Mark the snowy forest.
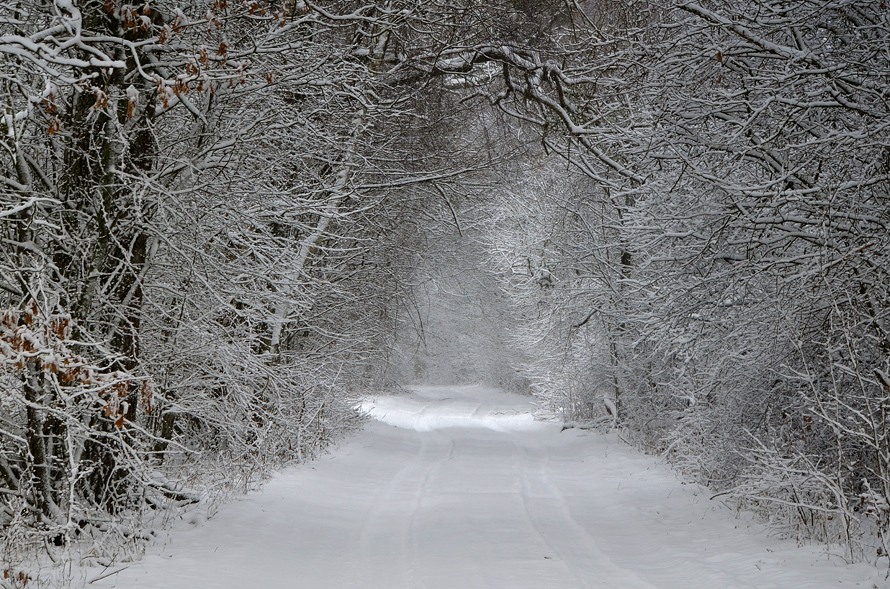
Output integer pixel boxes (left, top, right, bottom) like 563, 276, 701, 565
1, 0, 889, 580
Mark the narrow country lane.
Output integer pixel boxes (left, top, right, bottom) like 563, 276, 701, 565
87, 387, 882, 588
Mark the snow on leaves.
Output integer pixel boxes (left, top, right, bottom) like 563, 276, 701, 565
0, 302, 153, 429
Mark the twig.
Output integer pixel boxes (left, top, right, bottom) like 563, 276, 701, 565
88, 566, 130, 584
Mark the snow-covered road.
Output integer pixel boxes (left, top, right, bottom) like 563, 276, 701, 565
90, 386, 882, 588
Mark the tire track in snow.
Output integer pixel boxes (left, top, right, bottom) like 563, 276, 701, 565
357, 423, 458, 588
514, 436, 659, 589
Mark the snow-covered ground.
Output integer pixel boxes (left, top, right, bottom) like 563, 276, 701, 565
86, 386, 883, 588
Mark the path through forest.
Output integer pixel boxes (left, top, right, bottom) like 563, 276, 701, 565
87, 386, 882, 588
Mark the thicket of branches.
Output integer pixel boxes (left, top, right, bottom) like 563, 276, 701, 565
474, 0, 890, 560
0, 0, 544, 574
